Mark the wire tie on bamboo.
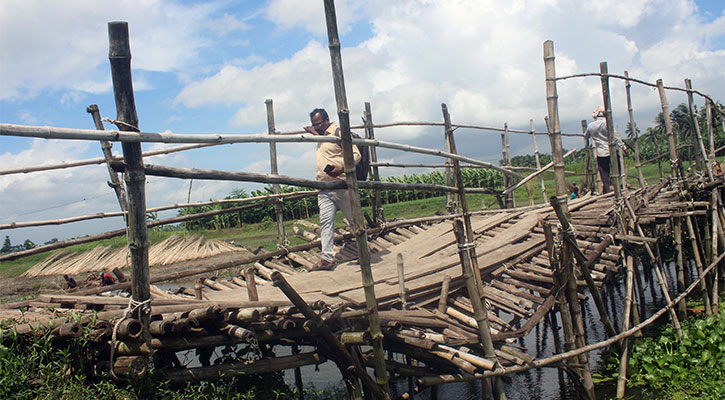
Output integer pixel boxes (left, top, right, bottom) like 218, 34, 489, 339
102, 117, 139, 131
109, 297, 152, 380
456, 241, 477, 251
276, 238, 290, 250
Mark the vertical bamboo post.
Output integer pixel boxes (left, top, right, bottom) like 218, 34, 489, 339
87, 104, 128, 215
712, 192, 720, 314
244, 267, 259, 302
272, 271, 386, 399
617, 125, 627, 192
266, 99, 288, 248
543, 220, 582, 394
530, 120, 547, 202
599, 62, 622, 200
580, 120, 595, 194
656, 79, 682, 181
621, 198, 683, 335
291, 344, 304, 400
550, 196, 617, 337
504, 123, 514, 208
685, 216, 713, 314
438, 275, 451, 314
441, 104, 484, 293
616, 253, 636, 397
194, 278, 203, 300
452, 220, 506, 400
397, 253, 408, 309
562, 238, 595, 399
706, 100, 715, 163
542, 41, 569, 204
444, 126, 455, 213
108, 21, 150, 333
685, 79, 713, 181
624, 71, 646, 189
500, 127, 509, 208
364, 102, 382, 225
673, 216, 687, 320
322, 0, 388, 393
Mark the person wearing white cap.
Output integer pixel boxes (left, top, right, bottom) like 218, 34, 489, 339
585, 106, 625, 193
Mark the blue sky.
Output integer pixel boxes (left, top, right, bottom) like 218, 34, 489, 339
1, 0, 724, 246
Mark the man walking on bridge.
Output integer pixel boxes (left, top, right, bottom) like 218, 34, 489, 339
304, 108, 361, 271
586, 106, 626, 194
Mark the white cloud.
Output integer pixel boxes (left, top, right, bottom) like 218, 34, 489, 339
2, 0, 724, 245
265, 0, 365, 35
0, 0, 248, 101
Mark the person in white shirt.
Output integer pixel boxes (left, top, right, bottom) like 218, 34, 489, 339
585, 106, 626, 193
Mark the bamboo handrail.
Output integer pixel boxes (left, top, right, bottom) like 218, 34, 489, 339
0, 190, 318, 230
0, 142, 221, 176
0, 123, 524, 178
549, 71, 725, 114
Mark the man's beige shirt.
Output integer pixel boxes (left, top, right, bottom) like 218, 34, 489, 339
315, 122, 361, 182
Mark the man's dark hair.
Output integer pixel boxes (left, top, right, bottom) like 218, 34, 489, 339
310, 108, 329, 121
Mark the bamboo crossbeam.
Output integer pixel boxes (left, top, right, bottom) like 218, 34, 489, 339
0, 190, 317, 230
549, 71, 723, 109
501, 148, 576, 196
0, 191, 314, 261
0, 123, 524, 178
163, 351, 325, 382
109, 161, 503, 194
0, 142, 221, 177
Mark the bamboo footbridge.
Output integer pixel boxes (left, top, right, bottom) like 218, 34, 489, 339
2, 176, 724, 399
2, 5, 725, 399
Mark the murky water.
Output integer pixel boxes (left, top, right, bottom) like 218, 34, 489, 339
276, 258, 682, 399
161, 258, 686, 399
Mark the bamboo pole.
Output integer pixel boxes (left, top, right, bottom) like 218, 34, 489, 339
442, 102, 505, 399
581, 120, 596, 194
551, 198, 595, 399
364, 102, 383, 225
0, 190, 317, 230
656, 79, 683, 181
265, 99, 288, 248
322, 0, 388, 394
501, 123, 513, 208
543, 41, 569, 201
616, 252, 636, 397
685, 215, 713, 314
244, 267, 259, 302
0, 123, 523, 178
0, 142, 220, 177
452, 220, 506, 400
417, 250, 725, 387
549, 196, 617, 338
397, 253, 408, 309
87, 104, 128, 215
600, 62, 622, 200
501, 149, 576, 196
0, 190, 314, 261
530, 119, 548, 202
685, 79, 713, 181
624, 71, 646, 189
108, 21, 150, 336
707, 100, 715, 163
272, 270, 388, 399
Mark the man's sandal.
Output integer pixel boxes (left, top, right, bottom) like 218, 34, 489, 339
308, 258, 336, 271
